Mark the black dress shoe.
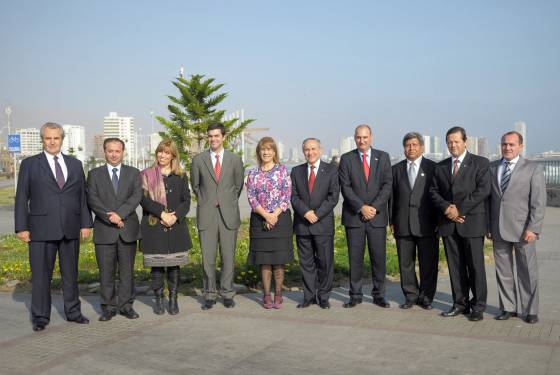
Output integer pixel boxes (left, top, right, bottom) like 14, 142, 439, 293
201, 300, 216, 310
297, 299, 316, 309
343, 298, 362, 308
373, 298, 390, 308
32, 322, 47, 331
68, 314, 90, 324
441, 307, 465, 317
399, 301, 415, 309
120, 309, 140, 319
419, 301, 433, 310
319, 300, 330, 309
99, 310, 117, 322
223, 298, 235, 308
525, 314, 538, 324
495, 311, 517, 321
468, 311, 484, 321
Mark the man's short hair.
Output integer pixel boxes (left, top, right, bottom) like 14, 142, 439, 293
103, 137, 125, 150
40, 122, 65, 140
501, 131, 524, 145
446, 126, 467, 142
354, 124, 372, 135
207, 122, 226, 136
402, 132, 424, 146
302, 137, 321, 150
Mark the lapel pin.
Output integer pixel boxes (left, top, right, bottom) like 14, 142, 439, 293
375, 157, 378, 161
421, 173, 425, 177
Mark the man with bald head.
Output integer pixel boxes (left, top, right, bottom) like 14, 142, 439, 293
291, 138, 340, 309
339, 124, 392, 308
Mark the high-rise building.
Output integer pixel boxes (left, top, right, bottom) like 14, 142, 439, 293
62, 124, 86, 162
149, 133, 162, 154
433, 136, 441, 154
467, 136, 479, 155
289, 147, 300, 163
103, 112, 136, 166
514, 121, 527, 156
330, 148, 339, 158
422, 135, 432, 154
340, 136, 354, 154
93, 134, 105, 159
477, 137, 489, 157
277, 141, 285, 161
16, 128, 42, 157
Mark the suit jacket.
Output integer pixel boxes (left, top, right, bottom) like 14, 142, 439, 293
338, 148, 392, 228
87, 164, 142, 244
15, 152, 92, 241
291, 161, 340, 236
190, 149, 245, 231
390, 157, 438, 237
487, 157, 546, 242
429, 152, 491, 238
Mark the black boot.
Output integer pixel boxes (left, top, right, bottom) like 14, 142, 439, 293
167, 266, 180, 315
151, 267, 165, 315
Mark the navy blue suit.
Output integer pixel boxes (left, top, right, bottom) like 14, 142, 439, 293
15, 152, 92, 324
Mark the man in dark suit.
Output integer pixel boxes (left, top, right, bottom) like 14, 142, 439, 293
15, 122, 92, 331
87, 138, 143, 321
339, 124, 392, 308
488, 131, 546, 324
291, 138, 340, 309
430, 126, 491, 321
390, 132, 439, 310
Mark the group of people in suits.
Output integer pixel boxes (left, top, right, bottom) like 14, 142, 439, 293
14, 121, 546, 332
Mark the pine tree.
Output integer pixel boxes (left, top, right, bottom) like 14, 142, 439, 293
157, 74, 254, 172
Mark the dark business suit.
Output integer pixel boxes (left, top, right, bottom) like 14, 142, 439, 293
15, 152, 92, 324
390, 157, 439, 305
339, 148, 392, 299
291, 161, 340, 303
430, 152, 491, 312
87, 164, 142, 314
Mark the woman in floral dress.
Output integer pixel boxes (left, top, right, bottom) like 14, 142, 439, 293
246, 137, 294, 309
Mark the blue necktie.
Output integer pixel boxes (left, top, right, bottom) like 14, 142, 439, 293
112, 168, 119, 193
500, 161, 512, 193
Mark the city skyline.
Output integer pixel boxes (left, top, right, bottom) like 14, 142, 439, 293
1, 1, 558, 155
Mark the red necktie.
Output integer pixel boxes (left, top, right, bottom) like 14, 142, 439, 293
308, 165, 316, 193
214, 154, 221, 182
452, 158, 459, 178
362, 153, 369, 182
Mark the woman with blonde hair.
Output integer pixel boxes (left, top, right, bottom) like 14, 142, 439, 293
139, 139, 192, 315
246, 137, 294, 308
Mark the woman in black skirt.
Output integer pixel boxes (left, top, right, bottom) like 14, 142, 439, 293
140, 139, 192, 315
246, 137, 294, 309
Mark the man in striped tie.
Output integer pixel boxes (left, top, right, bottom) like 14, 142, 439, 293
487, 131, 546, 324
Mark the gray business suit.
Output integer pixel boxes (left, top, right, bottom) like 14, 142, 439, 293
190, 149, 245, 300
488, 157, 546, 316
87, 164, 143, 313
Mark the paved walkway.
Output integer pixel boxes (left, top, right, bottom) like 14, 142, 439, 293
1, 208, 559, 375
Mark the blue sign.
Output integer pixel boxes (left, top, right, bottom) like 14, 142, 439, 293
8, 134, 20, 153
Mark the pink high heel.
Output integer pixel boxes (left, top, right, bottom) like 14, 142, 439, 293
263, 294, 273, 309
273, 293, 283, 309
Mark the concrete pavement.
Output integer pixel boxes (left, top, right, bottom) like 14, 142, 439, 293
1, 208, 559, 375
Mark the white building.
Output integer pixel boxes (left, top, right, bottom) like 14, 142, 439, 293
62, 124, 86, 162
514, 121, 527, 156
277, 141, 285, 161
339, 136, 354, 155
103, 112, 136, 166
149, 133, 162, 154
467, 136, 479, 155
16, 128, 42, 157
289, 147, 300, 163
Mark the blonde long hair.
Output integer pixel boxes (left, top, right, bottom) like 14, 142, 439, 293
153, 139, 184, 176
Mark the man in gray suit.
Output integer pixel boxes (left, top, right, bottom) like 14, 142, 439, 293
87, 138, 143, 321
190, 123, 245, 310
488, 131, 546, 324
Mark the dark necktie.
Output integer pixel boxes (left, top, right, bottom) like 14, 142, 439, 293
112, 168, 119, 193
53, 156, 65, 189
362, 153, 369, 182
308, 165, 316, 193
501, 161, 512, 193
214, 154, 221, 182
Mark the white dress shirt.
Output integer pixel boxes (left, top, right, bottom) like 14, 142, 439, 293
44, 151, 68, 181
451, 150, 467, 175
210, 148, 225, 168
497, 155, 520, 186
307, 159, 321, 179
359, 149, 371, 167
106, 163, 122, 179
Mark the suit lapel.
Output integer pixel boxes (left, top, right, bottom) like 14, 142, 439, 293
453, 152, 471, 184
505, 157, 525, 194
490, 161, 501, 197
39, 153, 60, 189
202, 151, 218, 184
367, 148, 378, 186
443, 157, 453, 186
412, 158, 427, 191
401, 161, 412, 191
220, 151, 232, 186
300, 164, 311, 200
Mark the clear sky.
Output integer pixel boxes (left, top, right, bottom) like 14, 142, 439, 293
1, 0, 559, 155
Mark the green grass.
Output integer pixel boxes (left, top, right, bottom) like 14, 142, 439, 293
0, 217, 493, 294
0, 185, 15, 205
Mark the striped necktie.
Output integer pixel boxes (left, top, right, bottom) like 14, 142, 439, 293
500, 161, 512, 193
